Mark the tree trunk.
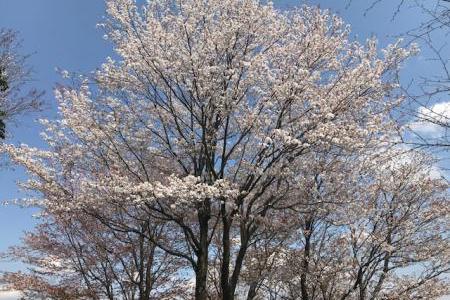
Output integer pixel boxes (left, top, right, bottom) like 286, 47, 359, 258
229, 224, 252, 298
195, 257, 209, 300
246, 282, 258, 300
195, 200, 211, 300
301, 220, 312, 300
221, 207, 232, 300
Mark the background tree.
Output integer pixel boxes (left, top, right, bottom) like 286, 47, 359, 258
1, 209, 188, 300
0, 55, 9, 139
0, 27, 42, 300
0, 29, 42, 141
241, 150, 449, 299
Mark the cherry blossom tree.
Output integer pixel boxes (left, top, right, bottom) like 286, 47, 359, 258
240, 150, 449, 299
1, 207, 188, 300
2, 0, 437, 299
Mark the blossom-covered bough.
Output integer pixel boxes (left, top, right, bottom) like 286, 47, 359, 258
1, 0, 448, 299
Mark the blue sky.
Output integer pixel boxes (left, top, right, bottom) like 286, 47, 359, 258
0, 0, 446, 281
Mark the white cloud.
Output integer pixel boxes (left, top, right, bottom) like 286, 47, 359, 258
0, 291, 21, 300
408, 101, 450, 137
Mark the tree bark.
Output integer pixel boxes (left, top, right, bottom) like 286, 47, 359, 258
246, 282, 258, 300
195, 200, 211, 300
221, 212, 232, 300
301, 219, 312, 300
